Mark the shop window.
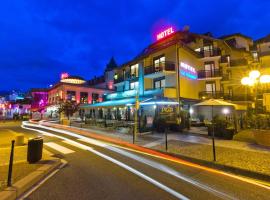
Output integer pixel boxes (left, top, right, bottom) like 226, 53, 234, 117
66, 91, 76, 101
80, 92, 88, 104
92, 93, 99, 104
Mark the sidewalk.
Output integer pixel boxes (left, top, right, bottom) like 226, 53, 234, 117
51, 121, 270, 178
0, 125, 61, 196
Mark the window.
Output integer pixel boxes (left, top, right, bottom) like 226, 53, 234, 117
130, 64, 139, 77
154, 56, 165, 71
130, 81, 139, 90
205, 82, 216, 93
92, 93, 99, 104
66, 91, 76, 101
154, 78, 165, 89
252, 52, 258, 62
204, 61, 217, 77
122, 69, 126, 79
203, 45, 213, 57
80, 92, 88, 104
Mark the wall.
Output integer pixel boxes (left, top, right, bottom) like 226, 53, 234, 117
178, 48, 204, 100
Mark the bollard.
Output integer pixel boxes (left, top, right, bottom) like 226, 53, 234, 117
165, 128, 168, 151
212, 125, 216, 162
7, 140, 15, 187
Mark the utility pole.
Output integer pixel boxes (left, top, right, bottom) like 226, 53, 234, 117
176, 44, 182, 131
133, 92, 139, 144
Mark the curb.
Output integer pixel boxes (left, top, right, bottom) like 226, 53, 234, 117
40, 121, 270, 186
0, 158, 62, 200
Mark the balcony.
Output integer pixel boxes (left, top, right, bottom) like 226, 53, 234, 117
197, 69, 222, 79
229, 59, 248, 67
144, 61, 175, 78
199, 91, 254, 101
114, 76, 125, 84
198, 48, 221, 58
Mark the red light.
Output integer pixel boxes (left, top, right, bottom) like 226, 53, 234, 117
156, 27, 174, 41
61, 72, 69, 79
108, 81, 113, 90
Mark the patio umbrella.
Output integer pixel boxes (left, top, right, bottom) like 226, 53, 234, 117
193, 99, 237, 161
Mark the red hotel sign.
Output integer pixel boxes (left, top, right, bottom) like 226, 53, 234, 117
156, 27, 174, 40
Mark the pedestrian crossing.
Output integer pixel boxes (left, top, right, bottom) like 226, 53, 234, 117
44, 142, 75, 154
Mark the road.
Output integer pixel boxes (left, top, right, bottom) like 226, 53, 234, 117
2, 121, 270, 200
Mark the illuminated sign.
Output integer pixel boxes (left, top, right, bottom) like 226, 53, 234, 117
161, 106, 173, 113
61, 72, 69, 79
180, 62, 197, 80
156, 27, 174, 41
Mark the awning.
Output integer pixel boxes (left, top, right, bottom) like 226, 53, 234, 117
80, 98, 143, 108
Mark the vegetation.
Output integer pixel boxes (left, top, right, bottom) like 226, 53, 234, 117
58, 100, 79, 120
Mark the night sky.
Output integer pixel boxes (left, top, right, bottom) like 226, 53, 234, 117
1, 0, 269, 91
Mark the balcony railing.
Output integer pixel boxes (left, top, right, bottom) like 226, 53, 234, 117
114, 76, 125, 84
198, 48, 221, 57
230, 59, 248, 67
199, 91, 254, 101
144, 61, 175, 75
197, 69, 222, 79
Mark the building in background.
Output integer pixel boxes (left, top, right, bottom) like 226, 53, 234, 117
46, 73, 113, 118
30, 88, 48, 112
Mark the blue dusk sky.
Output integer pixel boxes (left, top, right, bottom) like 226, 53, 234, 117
0, 0, 269, 91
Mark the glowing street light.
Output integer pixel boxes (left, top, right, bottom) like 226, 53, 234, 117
222, 108, 230, 115
259, 75, 270, 84
241, 77, 254, 86
249, 70, 260, 80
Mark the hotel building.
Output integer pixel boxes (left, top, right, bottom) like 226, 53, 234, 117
81, 28, 270, 129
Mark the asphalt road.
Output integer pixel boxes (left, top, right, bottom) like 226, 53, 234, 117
2, 122, 270, 200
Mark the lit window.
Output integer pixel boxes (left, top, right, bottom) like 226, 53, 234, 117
130, 82, 139, 90
154, 79, 165, 89
154, 56, 165, 71
131, 64, 139, 77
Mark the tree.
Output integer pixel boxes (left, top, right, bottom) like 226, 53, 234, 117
58, 100, 79, 120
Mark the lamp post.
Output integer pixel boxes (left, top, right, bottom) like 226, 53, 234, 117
241, 70, 270, 114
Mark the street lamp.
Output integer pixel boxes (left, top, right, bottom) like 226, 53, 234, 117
241, 70, 270, 114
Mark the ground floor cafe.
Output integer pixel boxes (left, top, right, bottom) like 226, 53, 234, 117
79, 97, 247, 137
79, 97, 181, 133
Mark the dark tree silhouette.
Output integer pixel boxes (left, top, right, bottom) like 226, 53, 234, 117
58, 100, 79, 120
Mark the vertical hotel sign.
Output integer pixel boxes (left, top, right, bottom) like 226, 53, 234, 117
156, 27, 174, 41
180, 62, 197, 80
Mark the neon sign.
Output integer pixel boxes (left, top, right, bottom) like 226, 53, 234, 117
61, 72, 69, 79
156, 27, 174, 41
180, 62, 197, 80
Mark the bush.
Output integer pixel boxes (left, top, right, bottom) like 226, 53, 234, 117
207, 116, 235, 139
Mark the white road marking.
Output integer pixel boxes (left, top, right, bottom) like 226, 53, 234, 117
21, 122, 238, 199
87, 147, 189, 200
44, 142, 75, 154
63, 140, 93, 151
22, 124, 189, 200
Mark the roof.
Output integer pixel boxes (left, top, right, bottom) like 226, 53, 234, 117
255, 34, 270, 43
219, 33, 253, 41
